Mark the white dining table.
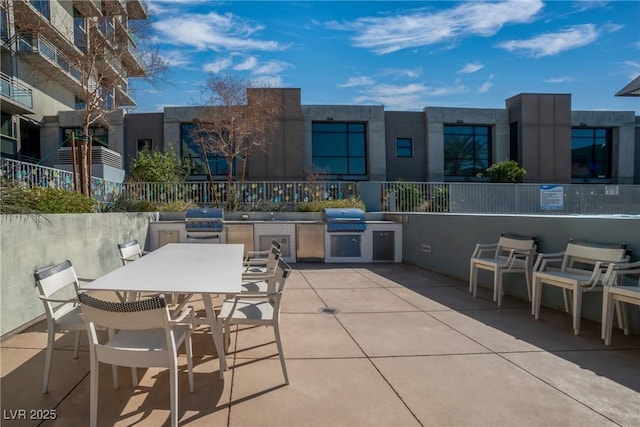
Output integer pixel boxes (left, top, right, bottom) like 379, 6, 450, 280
82, 243, 244, 376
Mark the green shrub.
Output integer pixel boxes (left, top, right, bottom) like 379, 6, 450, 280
0, 185, 96, 213
100, 192, 196, 212
295, 197, 365, 212
478, 160, 526, 183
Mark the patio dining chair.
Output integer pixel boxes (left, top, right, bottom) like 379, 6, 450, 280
244, 239, 281, 263
78, 292, 194, 427
469, 234, 537, 306
532, 240, 629, 335
219, 259, 292, 384
601, 261, 640, 345
34, 260, 88, 394
117, 239, 148, 265
243, 246, 281, 276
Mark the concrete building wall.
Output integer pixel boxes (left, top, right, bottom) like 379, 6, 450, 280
124, 112, 165, 171
506, 94, 572, 183
572, 110, 637, 184
302, 105, 386, 180
385, 111, 426, 181
424, 107, 509, 181
0, 213, 151, 336
244, 88, 304, 180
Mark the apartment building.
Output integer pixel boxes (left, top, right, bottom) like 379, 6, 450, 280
0, 0, 147, 181
124, 89, 640, 185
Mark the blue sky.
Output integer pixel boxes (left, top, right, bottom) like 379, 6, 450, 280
132, 0, 640, 113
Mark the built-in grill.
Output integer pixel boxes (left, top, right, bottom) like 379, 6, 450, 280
323, 208, 367, 232
324, 208, 367, 259
185, 208, 224, 242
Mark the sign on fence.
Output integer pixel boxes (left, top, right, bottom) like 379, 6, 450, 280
540, 185, 564, 210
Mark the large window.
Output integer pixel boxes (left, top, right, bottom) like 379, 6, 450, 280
571, 128, 612, 180
396, 138, 413, 158
181, 123, 229, 178
444, 125, 491, 179
312, 122, 366, 176
62, 127, 108, 148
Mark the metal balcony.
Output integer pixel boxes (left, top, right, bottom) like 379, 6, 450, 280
0, 72, 34, 114
15, 33, 97, 96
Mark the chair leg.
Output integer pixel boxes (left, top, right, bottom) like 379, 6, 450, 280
603, 289, 616, 345
73, 331, 80, 359
533, 278, 543, 319
494, 270, 502, 306
524, 267, 532, 302
131, 367, 138, 387
273, 323, 289, 385
469, 262, 476, 294
43, 329, 55, 394
562, 289, 571, 313
186, 331, 194, 393
572, 287, 582, 335
616, 300, 630, 335
112, 365, 119, 389
170, 360, 178, 427
90, 358, 99, 427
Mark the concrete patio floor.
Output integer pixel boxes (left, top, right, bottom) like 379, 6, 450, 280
2, 263, 639, 427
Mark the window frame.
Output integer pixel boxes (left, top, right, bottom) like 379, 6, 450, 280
311, 121, 367, 177
443, 124, 492, 181
571, 127, 613, 181
180, 123, 230, 179
396, 137, 413, 158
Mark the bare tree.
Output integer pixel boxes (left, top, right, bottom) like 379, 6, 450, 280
7, 0, 167, 195
190, 75, 283, 210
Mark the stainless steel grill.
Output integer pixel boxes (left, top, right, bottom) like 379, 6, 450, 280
185, 208, 224, 242
323, 208, 367, 232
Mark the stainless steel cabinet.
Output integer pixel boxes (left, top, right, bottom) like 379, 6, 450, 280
296, 224, 325, 261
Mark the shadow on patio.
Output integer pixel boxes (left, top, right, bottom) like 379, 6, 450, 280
1, 263, 639, 427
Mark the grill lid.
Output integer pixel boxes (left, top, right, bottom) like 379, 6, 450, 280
323, 208, 366, 232
185, 208, 224, 232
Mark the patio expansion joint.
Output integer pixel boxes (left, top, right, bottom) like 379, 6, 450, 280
330, 313, 425, 427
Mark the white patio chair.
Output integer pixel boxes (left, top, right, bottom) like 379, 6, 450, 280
117, 239, 148, 265
532, 240, 629, 335
219, 259, 292, 384
243, 246, 281, 276
78, 292, 194, 427
244, 239, 281, 263
601, 261, 640, 345
34, 260, 88, 394
469, 234, 537, 306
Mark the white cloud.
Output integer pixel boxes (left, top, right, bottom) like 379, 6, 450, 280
544, 76, 574, 83
253, 60, 290, 75
235, 57, 259, 71
202, 58, 233, 73
153, 12, 286, 52
477, 81, 493, 93
333, 0, 543, 54
458, 63, 484, 74
498, 24, 598, 57
352, 83, 427, 110
252, 75, 283, 87
159, 50, 192, 67
339, 76, 375, 87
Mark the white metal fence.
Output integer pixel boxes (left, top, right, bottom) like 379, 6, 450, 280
380, 181, 640, 215
2, 159, 639, 214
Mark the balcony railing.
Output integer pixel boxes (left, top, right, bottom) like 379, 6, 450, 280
16, 33, 83, 85
0, 72, 33, 109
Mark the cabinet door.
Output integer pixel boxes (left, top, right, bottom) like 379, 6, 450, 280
226, 224, 254, 257
158, 230, 180, 247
